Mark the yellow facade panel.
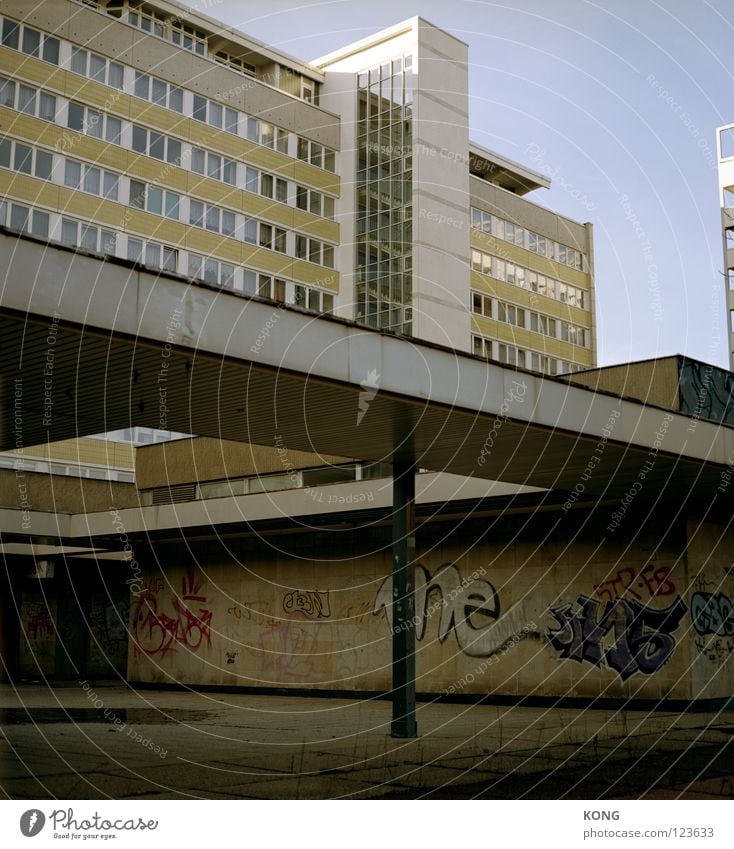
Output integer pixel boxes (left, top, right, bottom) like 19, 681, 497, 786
0, 170, 60, 208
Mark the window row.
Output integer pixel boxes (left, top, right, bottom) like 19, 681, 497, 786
471, 207, 586, 272
295, 235, 335, 268
472, 335, 579, 376
471, 248, 588, 309
0, 197, 335, 311
0, 138, 53, 181
1, 14, 335, 168
472, 291, 590, 347
0, 136, 336, 259
297, 137, 336, 172
0, 78, 335, 213
70, 45, 124, 89
1, 17, 59, 64
0, 77, 56, 122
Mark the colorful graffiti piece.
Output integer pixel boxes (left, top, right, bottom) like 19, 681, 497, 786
132, 571, 213, 657
593, 564, 676, 602
691, 592, 734, 637
283, 590, 331, 619
548, 595, 687, 680
373, 563, 501, 657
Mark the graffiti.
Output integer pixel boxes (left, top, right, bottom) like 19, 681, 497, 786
691, 592, 734, 636
226, 602, 260, 621
225, 651, 238, 665
283, 589, 331, 619
548, 595, 687, 680
88, 596, 129, 673
593, 564, 675, 602
694, 635, 734, 667
373, 563, 501, 657
132, 570, 213, 657
26, 608, 54, 641
258, 621, 321, 679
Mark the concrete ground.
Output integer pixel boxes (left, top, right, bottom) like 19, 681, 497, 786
0, 684, 732, 799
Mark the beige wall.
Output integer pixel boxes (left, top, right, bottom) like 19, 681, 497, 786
136, 437, 349, 489
127, 511, 727, 701
566, 357, 681, 411
0, 469, 138, 512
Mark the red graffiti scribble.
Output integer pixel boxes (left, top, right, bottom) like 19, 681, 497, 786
132, 571, 212, 657
27, 610, 54, 640
257, 621, 320, 679
593, 564, 675, 602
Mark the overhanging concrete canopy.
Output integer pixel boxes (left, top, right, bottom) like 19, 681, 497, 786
1, 229, 732, 503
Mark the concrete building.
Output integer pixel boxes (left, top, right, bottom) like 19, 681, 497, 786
0, 0, 595, 373
0, 0, 731, 720
717, 123, 734, 370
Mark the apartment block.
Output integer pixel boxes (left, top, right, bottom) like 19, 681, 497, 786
717, 123, 734, 370
0, 0, 595, 381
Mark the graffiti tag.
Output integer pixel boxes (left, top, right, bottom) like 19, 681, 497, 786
374, 563, 501, 657
593, 564, 675, 602
132, 570, 213, 657
283, 590, 331, 619
691, 592, 734, 636
548, 595, 687, 680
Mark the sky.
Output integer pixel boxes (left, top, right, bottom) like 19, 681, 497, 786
181, 0, 734, 368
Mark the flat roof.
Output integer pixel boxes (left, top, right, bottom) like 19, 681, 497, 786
469, 141, 551, 195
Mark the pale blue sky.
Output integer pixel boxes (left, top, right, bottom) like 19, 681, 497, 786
183, 0, 734, 368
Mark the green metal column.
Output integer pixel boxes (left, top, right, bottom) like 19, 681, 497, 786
391, 459, 417, 738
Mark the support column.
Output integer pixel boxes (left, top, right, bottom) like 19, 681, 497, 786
391, 459, 417, 738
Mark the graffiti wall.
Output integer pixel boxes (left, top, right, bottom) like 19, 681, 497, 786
87, 591, 130, 677
687, 520, 734, 700
126, 510, 734, 702
19, 587, 56, 677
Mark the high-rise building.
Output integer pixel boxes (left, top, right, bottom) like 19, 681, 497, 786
717, 123, 734, 370
0, 0, 596, 379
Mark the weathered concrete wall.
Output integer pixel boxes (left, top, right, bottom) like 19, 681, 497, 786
127, 510, 729, 701
0, 469, 139, 512
136, 437, 350, 489
686, 519, 734, 700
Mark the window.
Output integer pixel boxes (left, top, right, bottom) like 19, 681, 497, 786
133, 72, 183, 112
561, 323, 587, 346
0, 138, 53, 181
559, 282, 586, 309
192, 148, 237, 185
5, 202, 47, 238
171, 21, 207, 55
131, 125, 181, 164
498, 302, 525, 328
188, 254, 235, 287
64, 158, 118, 200
297, 137, 335, 171
192, 95, 238, 134
293, 284, 334, 313
247, 117, 289, 152
1, 77, 57, 122
256, 222, 287, 252
129, 180, 180, 219
127, 237, 177, 272
530, 313, 557, 338
472, 336, 492, 359
128, 6, 166, 38
1, 19, 59, 65
189, 200, 236, 237
470, 207, 492, 234
69, 47, 124, 89
246, 167, 288, 203
295, 235, 334, 266
296, 186, 334, 218
68, 102, 121, 143
60, 217, 116, 255
498, 343, 525, 368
